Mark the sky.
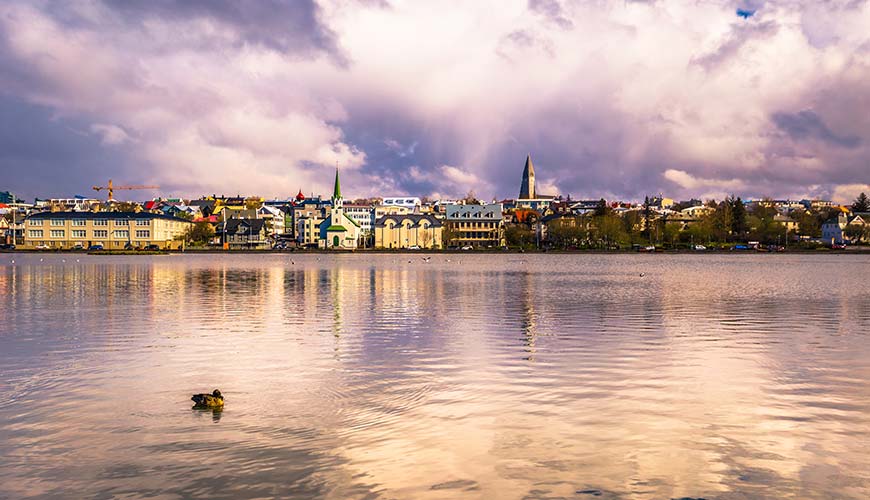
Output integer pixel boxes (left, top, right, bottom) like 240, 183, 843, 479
0, 0, 868, 203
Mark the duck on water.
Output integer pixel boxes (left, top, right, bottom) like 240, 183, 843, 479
191, 389, 224, 408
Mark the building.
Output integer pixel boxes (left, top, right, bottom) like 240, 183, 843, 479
318, 169, 362, 249
519, 154, 536, 200
344, 203, 375, 242
381, 196, 421, 211
515, 154, 556, 210
257, 205, 286, 237
220, 218, 269, 249
822, 214, 847, 244
374, 214, 443, 249
445, 203, 505, 248
23, 212, 192, 250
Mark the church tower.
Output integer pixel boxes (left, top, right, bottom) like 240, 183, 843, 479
519, 154, 536, 200
332, 168, 343, 216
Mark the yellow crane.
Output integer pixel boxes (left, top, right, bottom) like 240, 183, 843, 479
92, 179, 160, 201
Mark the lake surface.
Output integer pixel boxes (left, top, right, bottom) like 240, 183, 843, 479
1, 253, 869, 499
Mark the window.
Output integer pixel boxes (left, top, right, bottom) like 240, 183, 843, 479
72, 230, 86, 238
29, 230, 43, 238
135, 230, 150, 239
29, 219, 43, 226
93, 219, 108, 226
94, 230, 108, 238
114, 230, 129, 239
50, 219, 64, 226
135, 219, 150, 226
72, 219, 87, 226
50, 230, 65, 238
114, 220, 128, 226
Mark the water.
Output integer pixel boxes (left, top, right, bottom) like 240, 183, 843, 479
1, 253, 869, 499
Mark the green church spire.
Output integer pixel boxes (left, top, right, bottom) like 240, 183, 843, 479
332, 168, 342, 200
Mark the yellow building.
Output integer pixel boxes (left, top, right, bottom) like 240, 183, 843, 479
374, 214, 443, 249
24, 212, 192, 250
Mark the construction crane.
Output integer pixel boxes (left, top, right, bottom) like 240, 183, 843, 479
92, 179, 160, 201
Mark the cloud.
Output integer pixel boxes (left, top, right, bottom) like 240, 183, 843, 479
90, 123, 132, 145
1, 0, 869, 202
771, 110, 862, 149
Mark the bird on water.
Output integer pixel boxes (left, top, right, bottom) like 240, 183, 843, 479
191, 389, 224, 408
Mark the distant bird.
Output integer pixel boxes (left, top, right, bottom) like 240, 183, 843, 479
61, 259, 65, 262
76, 259, 80, 263
290, 260, 295, 265
39, 258, 44, 262
191, 389, 224, 408
446, 259, 451, 263
736, 8, 755, 19
421, 256, 431, 262
10, 260, 14, 264
639, 272, 646, 277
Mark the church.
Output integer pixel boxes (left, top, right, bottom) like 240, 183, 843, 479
319, 169, 362, 249
516, 154, 556, 211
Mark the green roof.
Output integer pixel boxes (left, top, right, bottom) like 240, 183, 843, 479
333, 168, 341, 200
326, 225, 347, 232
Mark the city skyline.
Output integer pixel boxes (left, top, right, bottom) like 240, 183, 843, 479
1, 1, 869, 203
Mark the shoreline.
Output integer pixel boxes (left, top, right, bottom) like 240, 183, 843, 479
3, 248, 870, 256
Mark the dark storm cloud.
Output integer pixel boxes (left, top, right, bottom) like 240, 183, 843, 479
0, 96, 132, 201
61, 0, 348, 65
771, 110, 862, 149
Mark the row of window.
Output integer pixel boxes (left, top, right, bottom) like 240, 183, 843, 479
28, 230, 150, 238
29, 219, 152, 227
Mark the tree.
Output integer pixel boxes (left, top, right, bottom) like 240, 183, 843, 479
184, 221, 215, 246
729, 196, 748, 237
642, 196, 653, 243
844, 224, 868, 244
113, 201, 139, 212
593, 198, 611, 217
463, 190, 480, 205
506, 224, 534, 248
852, 192, 870, 212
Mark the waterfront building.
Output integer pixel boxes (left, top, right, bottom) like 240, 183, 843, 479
318, 170, 362, 249
374, 214, 443, 249
220, 218, 269, 249
23, 212, 192, 250
822, 214, 847, 244
444, 203, 505, 248
344, 203, 375, 239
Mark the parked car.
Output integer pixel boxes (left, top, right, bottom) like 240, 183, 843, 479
693, 245, 706, 251
460, 245, 473, 250
124, 243, 135, 250
732, 244, 750, 250
0, 243, 15, 250
88, 244, 104, 251
407, 245, 421, 250
72, 243, 85, 250
831, 243, 847, 250
35, 244, 51, 250
143, 244, 160, 251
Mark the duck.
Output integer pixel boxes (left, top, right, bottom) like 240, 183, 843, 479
191, 389, 224, 408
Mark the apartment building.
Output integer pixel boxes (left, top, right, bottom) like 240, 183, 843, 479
23, 212, 192, 249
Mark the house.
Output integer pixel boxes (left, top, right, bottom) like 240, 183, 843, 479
257, 205, 286, 237
220, 218, 268, 249
821, 214, 847, 244
374, 214, 443, 249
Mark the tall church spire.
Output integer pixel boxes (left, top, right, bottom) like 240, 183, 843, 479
519, 154, 536, 199
332, 168, 342, 201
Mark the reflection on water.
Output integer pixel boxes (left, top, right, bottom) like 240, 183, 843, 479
1, 253, 870, 499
